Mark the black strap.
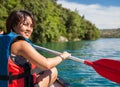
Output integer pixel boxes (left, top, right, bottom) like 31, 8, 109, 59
23, 62, 34, 87
0, 72, 29, 84
0, 63, 34, 87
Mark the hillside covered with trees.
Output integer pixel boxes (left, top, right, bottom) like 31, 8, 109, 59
100, 28, 120, 38
0, 0, 100, 43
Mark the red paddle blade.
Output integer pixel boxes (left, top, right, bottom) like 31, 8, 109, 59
84, 59, 120, 84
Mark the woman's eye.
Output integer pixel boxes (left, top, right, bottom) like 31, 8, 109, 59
30, 24, 33, 28
23, 22, 28, 26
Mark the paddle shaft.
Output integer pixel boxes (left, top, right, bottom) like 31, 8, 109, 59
34, 45, 84, 63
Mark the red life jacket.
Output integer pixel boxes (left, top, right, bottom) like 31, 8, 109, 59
8, 58, 37, 87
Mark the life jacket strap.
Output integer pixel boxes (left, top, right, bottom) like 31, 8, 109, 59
0, 72, 30, 84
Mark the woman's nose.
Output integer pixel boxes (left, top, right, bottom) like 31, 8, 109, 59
26, 25, 33, 32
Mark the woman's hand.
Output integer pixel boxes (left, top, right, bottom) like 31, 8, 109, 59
59, 52, 71, 60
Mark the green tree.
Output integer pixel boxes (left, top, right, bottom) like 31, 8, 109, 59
0, 0, 100, 43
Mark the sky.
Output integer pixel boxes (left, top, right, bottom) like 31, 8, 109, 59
57, 0, 120, 29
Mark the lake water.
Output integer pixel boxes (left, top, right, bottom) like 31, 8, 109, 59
39, 38, 120, 87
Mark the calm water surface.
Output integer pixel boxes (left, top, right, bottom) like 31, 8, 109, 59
39, 38, 120, 87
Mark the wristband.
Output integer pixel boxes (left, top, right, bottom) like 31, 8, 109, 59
59, 55, 65, 61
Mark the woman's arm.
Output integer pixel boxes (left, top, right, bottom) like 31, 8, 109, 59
11, 40, 70, 70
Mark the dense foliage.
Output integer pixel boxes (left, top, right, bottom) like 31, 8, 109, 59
0, 0, 100, 43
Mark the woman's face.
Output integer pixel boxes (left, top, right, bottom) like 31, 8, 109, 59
14, 16, 33, 38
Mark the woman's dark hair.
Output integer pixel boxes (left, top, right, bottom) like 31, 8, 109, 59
6, 10, 35, 33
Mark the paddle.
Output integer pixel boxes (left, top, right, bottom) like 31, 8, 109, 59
33, 44, 120, 84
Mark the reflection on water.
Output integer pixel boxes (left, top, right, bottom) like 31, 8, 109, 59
39, 38, 120, 87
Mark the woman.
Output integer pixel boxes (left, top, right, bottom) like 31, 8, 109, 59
0, 10, 71, 87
